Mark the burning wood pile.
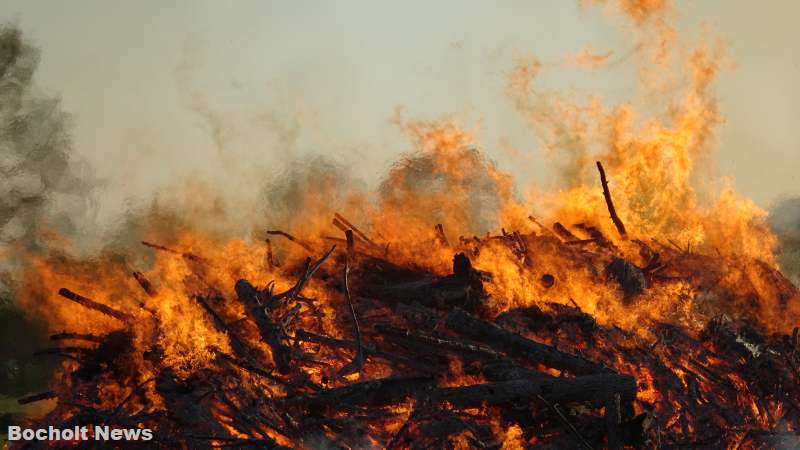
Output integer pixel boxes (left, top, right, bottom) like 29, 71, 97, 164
12, 163, 800, 449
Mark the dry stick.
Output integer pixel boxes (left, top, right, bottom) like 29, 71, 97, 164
17, 391, 57, 405
596, 161, 627, 237
265, 238, 277, 269
334, 212, 380, 249
241, 246, 336, 374
339, 230, 365, 377
132, 271, 158, 297
34, 347, 92, 357
50, 332, 104, 343
667, 238, 684, 253
266, 230, 314, 253
58, 288, 133, 323
553, 222, 579, 241
193, 294, 253, 360
281, 245, 336, 301
332, 218, 363, 242
293, 330, 433, 374
375, 324, 505, 360
110, 377, 155, 419
435, 223, 449, 247
141, 240, 204, 262
528, 215, 558, 239
535, 394, 593, 450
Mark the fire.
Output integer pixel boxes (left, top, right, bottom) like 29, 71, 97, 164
6, 0, 800, 449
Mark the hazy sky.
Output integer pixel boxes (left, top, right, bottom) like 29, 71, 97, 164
1, 1, 798, 224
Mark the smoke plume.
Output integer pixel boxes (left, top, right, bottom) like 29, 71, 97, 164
0, 25, 94, 268
770, 197, 800, 286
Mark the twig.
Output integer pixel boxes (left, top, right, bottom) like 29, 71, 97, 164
536, 394, 594, 450
141, 240, 204, 262
435, 223, 450, 247
110, 377, 155, 418
266, 230, 314, 253
18, 391, 56, 405
339, 232, 365, 377
596, 161, 627, 237
57, 288, 132, 323
132, 271, 158, 297
50, 332, 104, 343
280, 245, 336, 301
334, 213, 379, 248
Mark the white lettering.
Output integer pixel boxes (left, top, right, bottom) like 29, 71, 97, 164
122, 428, 142, 440
7, 426, 21, 440
7, 425, 151, 442
94, 425, 109, 440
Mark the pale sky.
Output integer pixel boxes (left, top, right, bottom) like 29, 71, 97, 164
1, 1, 798, 224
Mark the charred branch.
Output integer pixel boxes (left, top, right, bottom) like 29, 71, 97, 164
57, 288, 133, 323
434, 373, 636, 407
445, 308, 611, 375
265, 230, 314, 253
596, 161, 627, 237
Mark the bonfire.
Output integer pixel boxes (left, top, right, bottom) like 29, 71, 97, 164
6, 1, 800, 450
11, 155, 800, 449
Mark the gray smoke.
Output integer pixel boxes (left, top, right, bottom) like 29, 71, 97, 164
0, 24, 95, 399
769, 197, 800, 287
0, 25, 94, 259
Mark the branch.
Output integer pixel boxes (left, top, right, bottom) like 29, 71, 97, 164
596, 161, 627, 237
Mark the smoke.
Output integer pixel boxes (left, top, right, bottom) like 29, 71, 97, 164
0, 24, 94, 399
770, 197, 800, 286
0, 25, 94, 263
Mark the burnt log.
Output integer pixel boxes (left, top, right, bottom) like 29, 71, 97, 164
286, 376, 434, 409
235, 279, 292, 374
434, 373, 636, 408
57, 288, 132, 323
445, 308, 610, 375
605, 258, 646, 299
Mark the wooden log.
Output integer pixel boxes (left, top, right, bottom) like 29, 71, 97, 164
49, 332, 103, 343
57, 288, 132, 323
445, 308, 611, 375
17, 391, 56, 405
293, 329, 434, 374
132, 271, 158, 297
193, 294, 253, 360
375, 324, 504, 361
434, 373, 636, 408
286, 376, 433, 409
235, 279, 292, 374
553, 222, 579, 241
